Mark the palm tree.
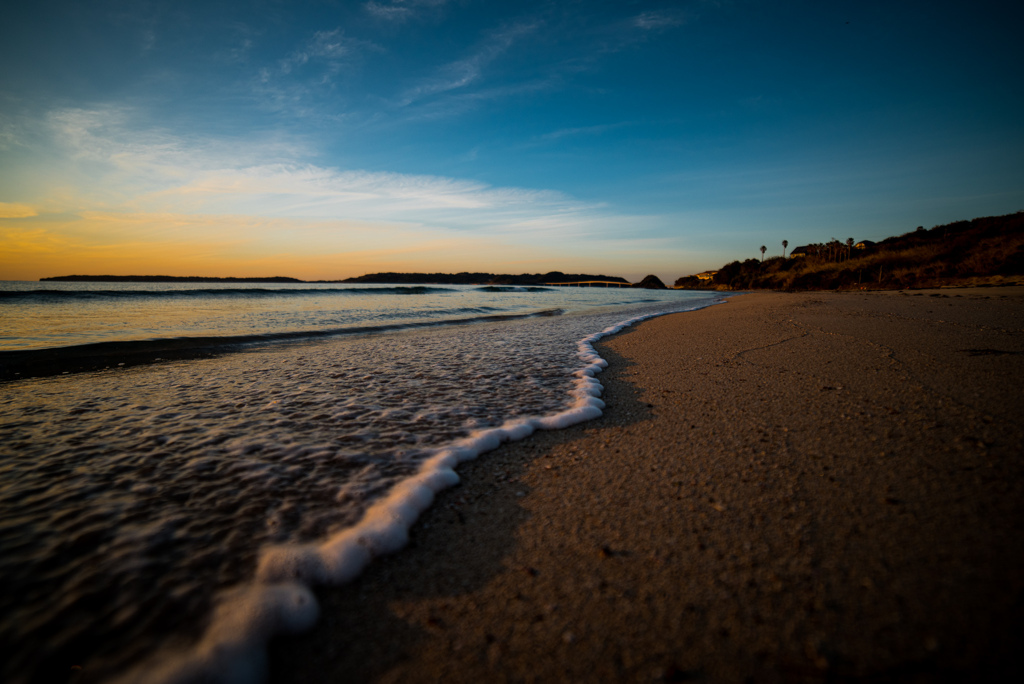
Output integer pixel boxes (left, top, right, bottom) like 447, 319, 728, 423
846, 237, 854, 261
760, 245, 766, 262
782, 239, 788, 258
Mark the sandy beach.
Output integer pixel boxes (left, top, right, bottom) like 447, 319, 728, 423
269, 288, 1024, 683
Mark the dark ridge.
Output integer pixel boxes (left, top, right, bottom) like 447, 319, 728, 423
40, 275, 304, 283
341, 271, 630, 285
39, 273, 634, 286
0, 286, 453, 302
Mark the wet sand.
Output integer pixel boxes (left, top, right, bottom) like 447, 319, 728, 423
270, 288, 1024, 683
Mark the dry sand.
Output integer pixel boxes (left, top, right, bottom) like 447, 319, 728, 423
270, 288, 1024, 683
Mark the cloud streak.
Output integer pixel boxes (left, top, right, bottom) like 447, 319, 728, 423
365, 0, 451, 23
35, 106, 587, 225
384, 7, 690, 120
252, 28, 383, 117
399, 21, 540, 105
632, 11, 687, 31
0, 202, 38, 218
140, 164, 585, 224
280, 29, 351, 75
2, 105, 675, 279
533, 121, 635, 143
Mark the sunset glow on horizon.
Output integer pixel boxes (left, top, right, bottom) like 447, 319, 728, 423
2, 1, 1022, 283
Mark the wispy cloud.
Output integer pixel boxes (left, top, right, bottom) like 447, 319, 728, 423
140, 29, 157, 53
0, 202, 38, 218
386, 5, 688, 122
534, 121, 634, 143
365, 0, 450, 23
143, 164, 580, 221
399, 21, 540, 105
216, 23, 261, 64
34, 107, 609, 231
391, 7, 690, 120
0, 118, 20, 151
280, 29, 351, 76
391, 77, 557, 123
632, 11, 687, 31
252, 29, 381, 117
38, 106, 308, 209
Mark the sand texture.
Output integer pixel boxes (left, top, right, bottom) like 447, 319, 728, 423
269, 288, 1024, 683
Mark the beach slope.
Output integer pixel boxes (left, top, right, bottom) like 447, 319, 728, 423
271, 289, 1024, 682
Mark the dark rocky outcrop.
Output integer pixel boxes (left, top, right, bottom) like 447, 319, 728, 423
633, 274, 668, 289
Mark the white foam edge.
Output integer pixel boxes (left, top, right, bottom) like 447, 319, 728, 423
112, 299, 724, 684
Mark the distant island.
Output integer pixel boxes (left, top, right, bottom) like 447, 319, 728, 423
675, 211, 1024, 291
37, 271, 674, 288
340, 271, 633, 286
40, 275, 304, 283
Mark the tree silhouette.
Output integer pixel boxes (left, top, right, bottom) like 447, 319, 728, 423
760, 245, 766, 262
846, 237, 854, 261
782, 239, 788, 257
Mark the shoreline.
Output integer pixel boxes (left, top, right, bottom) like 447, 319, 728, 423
4, 292, 726, 684
268, 287, 1024, 682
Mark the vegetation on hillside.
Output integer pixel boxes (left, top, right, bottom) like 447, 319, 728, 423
675, 212, 1024, 291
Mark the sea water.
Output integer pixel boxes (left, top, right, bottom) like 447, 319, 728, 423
0, 282, 724, 683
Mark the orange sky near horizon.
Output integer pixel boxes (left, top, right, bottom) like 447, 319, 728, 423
0, 210, 677, 282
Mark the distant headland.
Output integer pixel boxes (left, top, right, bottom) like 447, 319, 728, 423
39, 272, 670, 288
340, 271, 635, 286
675, 211, 1024, 291
40, 275, 304, 283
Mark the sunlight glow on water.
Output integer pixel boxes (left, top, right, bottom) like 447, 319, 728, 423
1, 281, 659, 350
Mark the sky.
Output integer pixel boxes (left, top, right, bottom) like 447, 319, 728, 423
1, 0, 1022, 283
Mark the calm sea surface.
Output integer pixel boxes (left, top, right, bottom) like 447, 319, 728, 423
0, 281, 724, 683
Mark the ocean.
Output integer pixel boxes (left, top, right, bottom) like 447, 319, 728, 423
0, 281, 725, 683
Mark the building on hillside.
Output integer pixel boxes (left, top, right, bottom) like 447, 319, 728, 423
788, 246, 810, 258
854, 240, 876, 250
695, 271, 718, 280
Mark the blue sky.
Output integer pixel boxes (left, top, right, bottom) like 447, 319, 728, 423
1, 0, 1022, 281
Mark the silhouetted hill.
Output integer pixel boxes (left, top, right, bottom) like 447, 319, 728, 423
342, 271, 630, 285
40, 275, 303, 283
674, 211, 1024, 291
634, 274, 668, 289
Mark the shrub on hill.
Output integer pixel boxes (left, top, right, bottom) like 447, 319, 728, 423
675, 211, 1024, 291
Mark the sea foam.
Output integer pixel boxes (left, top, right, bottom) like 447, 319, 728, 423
111, 306, 716, 684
